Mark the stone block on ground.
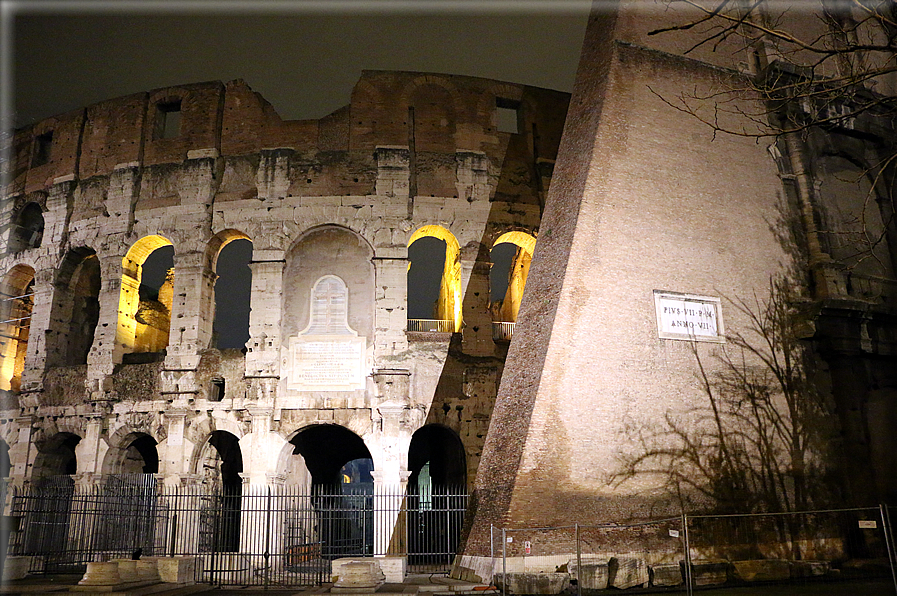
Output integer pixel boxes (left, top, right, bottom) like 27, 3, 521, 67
378, 556, 407, 583
332, 559, 386, 593
732, 559, 790, 582
493, 572, 570, 595
690, 560, 729, 586
608, 557, 648, 589
566, 557, 608, 590
155, 556, 198, 584
2, 556, 33, 581
790, 560, 830, 578
650, 563, 682, 586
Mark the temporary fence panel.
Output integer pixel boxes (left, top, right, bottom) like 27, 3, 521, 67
7, 478, 468, 587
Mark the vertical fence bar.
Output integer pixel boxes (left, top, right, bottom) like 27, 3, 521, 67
575, 523, 582, 596
264, 486, 272, 590
880, 504, 897, 596
682, 513, 693, 596
502, 528, 507, 596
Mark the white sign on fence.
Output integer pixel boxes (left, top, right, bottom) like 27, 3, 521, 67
858, 520, 878, 529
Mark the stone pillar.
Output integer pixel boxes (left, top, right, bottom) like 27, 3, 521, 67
86, 252, 127, 397
245, 252, 284, 382
163, 250, 215, 398
455, 151, 490, 203
375, 146, 410, 199
160, 409, 189, 479
44, 176, 74, 253
370, 394, 415, 557
460, 256, 493, 356
17, 268, 54, 398
74, 415, 106, 475
373, 256, 409, 356
256, 149, 293, 200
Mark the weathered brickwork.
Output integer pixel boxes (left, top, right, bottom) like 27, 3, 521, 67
0, 71, 569, 498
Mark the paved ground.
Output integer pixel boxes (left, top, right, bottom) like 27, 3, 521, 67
1, 573, 894, 596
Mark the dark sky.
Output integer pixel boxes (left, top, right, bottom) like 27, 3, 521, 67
8, 1, 591, 128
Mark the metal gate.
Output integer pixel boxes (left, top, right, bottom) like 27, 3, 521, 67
7, 478, 469, 587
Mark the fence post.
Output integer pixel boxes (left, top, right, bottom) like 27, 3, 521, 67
880, 504, 897, 596
490, 524, 494, 562
169, 512, 178, 558
265, 486, 272, 591
682, 514, 693, 596
502, 528, 507, 596
575, 523, 582, 596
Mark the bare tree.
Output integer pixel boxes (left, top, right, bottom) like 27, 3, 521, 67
612, 277, 838, 515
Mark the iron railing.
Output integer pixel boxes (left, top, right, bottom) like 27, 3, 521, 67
7, 478, 468, 587
495, 506, 897, 596
407, 319, 454, 332
491, 322, 515, 341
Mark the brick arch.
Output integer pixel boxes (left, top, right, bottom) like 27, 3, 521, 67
206, 228, 252, 271
118, 234, 174, 358
186, 414, 245, 466
1, 264, 36, 392
408, 225, 462, 331
398, 75, 465, 114
286, 223, 374, 259
279, 422, 375, 486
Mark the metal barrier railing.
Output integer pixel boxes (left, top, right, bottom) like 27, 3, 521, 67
407, 319, 455, 333
491, 322, 515, 341
495, 506, 897, 596
7, 479, 468, 587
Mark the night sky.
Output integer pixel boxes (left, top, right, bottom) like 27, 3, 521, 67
9, 1, 590, 127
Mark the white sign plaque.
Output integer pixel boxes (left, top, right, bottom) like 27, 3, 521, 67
654, 291, 724, 342
287, 275, 368, 391
289, 336, 366, 391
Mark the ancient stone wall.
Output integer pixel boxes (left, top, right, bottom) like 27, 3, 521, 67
0, 71, 569, 497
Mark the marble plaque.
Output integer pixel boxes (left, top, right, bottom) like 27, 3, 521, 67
654, 291, 724, 342
288, 275, 367, 391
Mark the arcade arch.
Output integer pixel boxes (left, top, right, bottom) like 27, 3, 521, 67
102, 432, 159, 475
407, 226, 461, 332
196, 430, 243, 552
490, 231, 536, 326
32, 432, 80, 483
117, 236, 174, 358
209, 231, 253, 350
408, 424, 467, 492
287, 424, 373, 488
53, 248, 101, 366
1, 265, 35, 392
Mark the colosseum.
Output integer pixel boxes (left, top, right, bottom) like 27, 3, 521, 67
0, 70, 568, 578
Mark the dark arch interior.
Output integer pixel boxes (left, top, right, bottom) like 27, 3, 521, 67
408, 236, 446, 319
65, 251, 101, 365
0, 440, 10, 479
408, 425, 467, 490
207, 431, 243, 552
127, 434, 159, 474
35, 432, 80, 481
213, 238, 253, 349
291, 425, 372, 487
490, 242, 517, 302
12, 202, 44, 251
209, 430, 243, 490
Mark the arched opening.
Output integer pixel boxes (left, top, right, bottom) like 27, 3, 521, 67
407, 425, 467, 566
1, 265, 36, 392
198, 430, 243, 552
117, 236, 174, 360
212, 235, 253, 350
104, 433, 159, 476
490, 231, 536, 341
56, 248, 101, 366
9, 202, 44, 252
289, 425, 374, 557
28, 433, 79, 558
407, 226, 461, 332
32, 432, 79, 484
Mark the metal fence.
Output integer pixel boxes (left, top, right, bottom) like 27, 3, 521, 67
495, 505, 897, 595
7, 477, 468, 587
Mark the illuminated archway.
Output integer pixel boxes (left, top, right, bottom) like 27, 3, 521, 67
117, 235, 174, 359
408, 225, 461, 332
1, 265, 36, 392
491, 231, 536, 325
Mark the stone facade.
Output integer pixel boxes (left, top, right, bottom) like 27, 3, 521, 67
0, 72, 569, 503
460, 0, 897, 574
